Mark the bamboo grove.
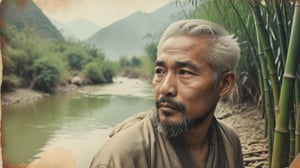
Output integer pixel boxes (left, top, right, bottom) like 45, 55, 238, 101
177, 0, 300, 167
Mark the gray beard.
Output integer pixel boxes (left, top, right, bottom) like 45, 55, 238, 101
156, 108, 212, 138
157, 116, 194, 138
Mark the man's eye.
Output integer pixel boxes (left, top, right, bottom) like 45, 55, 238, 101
155, 68, 164, 74
178, 69, 192, 75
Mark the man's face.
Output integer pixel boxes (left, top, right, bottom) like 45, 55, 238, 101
152, 35, 222, 131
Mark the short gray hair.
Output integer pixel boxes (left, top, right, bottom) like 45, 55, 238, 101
157, 19, 240, 76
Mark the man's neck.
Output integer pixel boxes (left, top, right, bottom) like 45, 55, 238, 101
183, 115, 214, 167
184, 114, 213, 149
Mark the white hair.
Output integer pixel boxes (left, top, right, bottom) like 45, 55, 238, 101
158, 19, 240, 76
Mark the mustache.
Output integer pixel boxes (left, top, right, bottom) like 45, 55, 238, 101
155, 97, 185, 113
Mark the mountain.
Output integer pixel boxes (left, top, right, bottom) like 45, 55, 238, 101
87, 2, 193, 60
87, 11, 160, 60
50, 18, 101, 41
0, 0, 63, 40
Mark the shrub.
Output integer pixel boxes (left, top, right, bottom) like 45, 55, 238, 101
102, 61, 116, 83
83, 60, 116, 84
33, 57, 64, 92
1, 75, 22, 92
65, 50, 86, 71
84, 62, 106, 84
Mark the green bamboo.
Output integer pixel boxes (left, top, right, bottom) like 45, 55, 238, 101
272, 0, 288, 65
295, 73, 300, 155
289, 108, 296, 163
257, 29, 275, 167
251, 1, 281, 120
271, 3, 300, 168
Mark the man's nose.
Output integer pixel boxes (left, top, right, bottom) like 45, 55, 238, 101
159, 73, 177, 97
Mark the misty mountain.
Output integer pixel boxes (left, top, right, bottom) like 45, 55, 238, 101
87, 2, 193, 60
0, 0, 63, 40
50, 18, 101, 41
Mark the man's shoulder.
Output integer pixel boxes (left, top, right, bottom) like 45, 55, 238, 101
101, 111, 156, 152
109, 111, 153, 137
216, 119, 241, 143
216, 119, 238, 135
90, 111, 156, 168
215, 119, 244, 167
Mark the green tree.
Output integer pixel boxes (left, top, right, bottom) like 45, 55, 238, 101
65, 50, 86, 71
144, 42, 157, 63
119, 57, 131, 68
32, 56, 64, 92
131, 56, 141, 67
84, 62, 106, 84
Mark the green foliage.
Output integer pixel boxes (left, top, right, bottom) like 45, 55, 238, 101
32, 56, 64, 91
144, 42, 157, 63
117, 54, 154, 79
1, 75, 22, 92
83, 59, 116, 84
1, 24, 116, 93
65, 49, 87, 71
0, 0, 63, 40
84, 62, 106, 84
119, 57, 131, 68
101, 60, 117, 83
131, 56, 142, 67
2, 26, 42, 87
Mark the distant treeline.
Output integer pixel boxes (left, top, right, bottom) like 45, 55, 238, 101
1, 25, 157, 93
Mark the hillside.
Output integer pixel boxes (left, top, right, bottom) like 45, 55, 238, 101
87, 2, 193, 60
87, 11, 161, 60
50, 18, 101, 41
0, 0, 63, 40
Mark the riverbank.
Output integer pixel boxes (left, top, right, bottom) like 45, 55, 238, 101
1, 84, 78, 106
1, 89, 48, 106
1, 76, 151, 106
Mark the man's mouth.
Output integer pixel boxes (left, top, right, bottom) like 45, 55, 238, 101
155, 97, 185, 115
158, 103, 180, 116
159, 102, 176, 109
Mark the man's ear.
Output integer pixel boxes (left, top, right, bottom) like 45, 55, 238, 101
218, 71, 235, 97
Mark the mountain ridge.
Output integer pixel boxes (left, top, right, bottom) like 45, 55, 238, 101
87, 2, 193, 60
0, 0, 63, 40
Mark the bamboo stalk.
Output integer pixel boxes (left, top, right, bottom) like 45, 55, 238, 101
251, 1, 281, 121
290, 108, 296, 163
271, 3, 300, 168
272, 0, 288, 65
295, 74, 300, 155
255, 20, 274, 167
295, 48, 300, 155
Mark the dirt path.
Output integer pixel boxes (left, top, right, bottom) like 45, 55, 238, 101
216, 102, 268, 168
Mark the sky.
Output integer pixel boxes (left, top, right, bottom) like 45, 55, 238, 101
34, 0, 172, 26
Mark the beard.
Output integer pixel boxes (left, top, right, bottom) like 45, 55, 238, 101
157, 115, 193, 138
156, 96, 214, 138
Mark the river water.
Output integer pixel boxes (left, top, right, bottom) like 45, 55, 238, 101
2, 77, 154, 168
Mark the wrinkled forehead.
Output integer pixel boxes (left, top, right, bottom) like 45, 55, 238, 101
156, 35, 210, 67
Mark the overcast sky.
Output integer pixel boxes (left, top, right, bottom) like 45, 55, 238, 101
34, 0, 172, 26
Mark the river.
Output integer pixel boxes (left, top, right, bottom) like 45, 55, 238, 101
2, 77, 154, 168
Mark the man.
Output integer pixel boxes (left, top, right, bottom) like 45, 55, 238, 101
90, 19, 244, 168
